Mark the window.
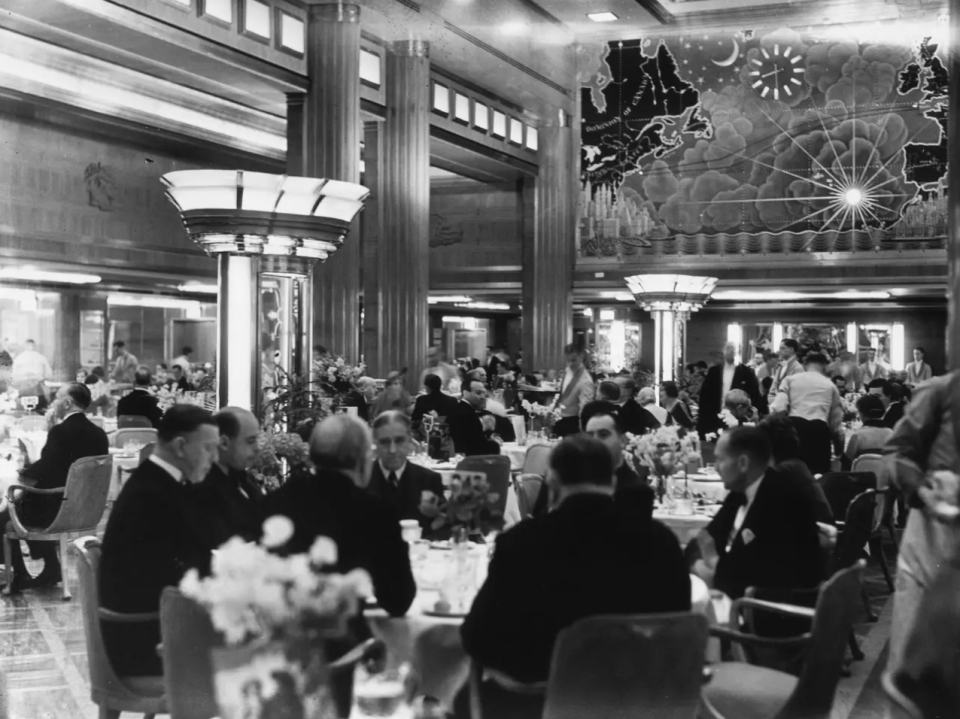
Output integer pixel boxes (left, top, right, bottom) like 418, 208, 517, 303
279, 12, 305, 54
202, 0, 232, 24
473, 102, 489, 131
525, 126, 538, 151
492, 111, 506, 138
454, 93, 470, 124
360, 49, 381, 88
243, 0, 270, 39
509, 117, 523, 145
433, 83, 450, 115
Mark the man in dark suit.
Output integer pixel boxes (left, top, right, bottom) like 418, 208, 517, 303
341, 377, 378, 422
7, 383, 109, 589
698, 342, 764, 438
366, 410, 445, 535
411, 373, 459, 427
461, 435, 690, 716
198, 407, 264, 544
868, 378, 906, 429
614, 377, 661, 435
99, 405, 222, 676
117, 366, 163, 429
448, 380, 501, 456
691, 427, 823, 599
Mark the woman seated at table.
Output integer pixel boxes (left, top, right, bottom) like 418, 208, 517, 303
841, 394, 893, 471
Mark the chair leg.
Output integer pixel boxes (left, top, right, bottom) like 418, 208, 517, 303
885, 519, 900, 549
848, 631, 865, 661
862, 588, 878, 622
58, 537, 71, 601
98, 706, 120, 719
2, 537, 11, 597
870, 536, 896, 592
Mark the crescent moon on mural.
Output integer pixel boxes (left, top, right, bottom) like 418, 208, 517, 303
712, 39, 740, 67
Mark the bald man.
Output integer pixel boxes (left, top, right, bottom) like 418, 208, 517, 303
342, 376, 379, 422
198, 407, 265, 544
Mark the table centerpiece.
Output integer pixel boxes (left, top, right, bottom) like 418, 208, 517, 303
519, 399, 562, 443
626, 426, 702, 512
180, 516, 373, 719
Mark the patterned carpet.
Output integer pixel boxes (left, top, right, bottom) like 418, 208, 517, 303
0, 525, 902, 719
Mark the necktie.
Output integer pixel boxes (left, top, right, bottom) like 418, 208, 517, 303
388, 471, 399, 488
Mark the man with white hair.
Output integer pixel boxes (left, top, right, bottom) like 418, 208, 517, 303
263, 414, 415, 617
698, 342, 764, 438
342, 376, 379, 422
637, 386, 667, 426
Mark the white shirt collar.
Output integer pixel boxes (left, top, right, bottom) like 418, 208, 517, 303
379, 461, 407, 481
149, 454, 184, 483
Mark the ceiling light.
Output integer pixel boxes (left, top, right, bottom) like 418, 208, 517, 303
587, 11, 619, 22
845, 188, 863, 206
711, 290, 890, 301
428, 295, 473, 304
599, 309, 616, 321
177, 284, 218, 294
583, 308, 594, 318
107, 295, 203, 311
455, 302, 511, 311
0, 268, 101, 284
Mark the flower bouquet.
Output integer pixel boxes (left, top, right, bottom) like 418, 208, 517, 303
312, 354, 366, 397
419, 472, 504, 537
626, 426, 701, 510
520, 399, 562, 440
0, 387, 19, 415
180, 516, 373, 719
248, 432, 312, 491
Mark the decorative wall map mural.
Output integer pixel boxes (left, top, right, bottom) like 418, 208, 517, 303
579, 26, 948, 260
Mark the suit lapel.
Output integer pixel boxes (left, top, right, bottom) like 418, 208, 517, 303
559, 369, 582, 406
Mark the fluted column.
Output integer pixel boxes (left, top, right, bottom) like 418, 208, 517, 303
522, 119, 576, 372
376, 40, 430, 390
303, 3, 361, 360
361, 121, 383, 375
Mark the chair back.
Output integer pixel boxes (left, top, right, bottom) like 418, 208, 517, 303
74, 537, 126, 702
852, 454, 887, 530
542, 613, 708, 719
456, 455, 511, 517
114, 428, 158, 449
118, 415, 153, 430
777, 562, 864, 719
139, 443, 155, 466
512, 474, 544, 519
521, 444, 551, 478
45, 456, 113, 534
818, 472, 876, 523
16, 416, 46, 432
832, 490, 877, 574
161, 588, 222, 719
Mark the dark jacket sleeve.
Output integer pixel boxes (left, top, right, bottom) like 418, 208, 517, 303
697, 367, 721, 435
21, 423, 69, 489
461, 532, 519, 672
742, 367, 765, 415
368, 501, 416, 617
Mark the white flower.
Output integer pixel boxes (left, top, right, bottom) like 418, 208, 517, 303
309, 536, 338, 567
343, 568, 373, 599
179, 568, 202, 597
262, 515, 295, 549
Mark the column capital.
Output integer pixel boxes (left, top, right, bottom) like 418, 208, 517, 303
391, 39, 430, 59
306, 2, 360, 23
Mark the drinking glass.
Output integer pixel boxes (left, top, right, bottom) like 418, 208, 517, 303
352, 663, 412, 719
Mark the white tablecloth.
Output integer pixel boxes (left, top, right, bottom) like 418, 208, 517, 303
368, 548, 726, 709
653, 508, 714, 547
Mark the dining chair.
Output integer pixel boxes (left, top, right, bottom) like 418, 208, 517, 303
818, 472, 876, 526
117, 443, 155, 490
456, 455, 511, 518
4, 455, 113, 599
852, 453, 898, 547
521, 444, 551, 479
74, 536, 168, 719
541, 613, 709, 719
88, 416, 106, 429
118, 415, 153, 430
701, 561, 864, 719
512, 474, 543, 519
115, 428, 158, 449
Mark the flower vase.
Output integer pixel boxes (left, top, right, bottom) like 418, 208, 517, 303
672, 475, 695, 516
211, 636, 338, 719
443, 529, 478, 613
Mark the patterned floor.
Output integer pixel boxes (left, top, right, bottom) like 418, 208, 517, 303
0, 530, 903, 719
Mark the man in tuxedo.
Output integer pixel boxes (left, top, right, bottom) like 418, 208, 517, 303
342, 377, 378, 422
614, 377, 661, 435
448, 380, 501, 456
698, 342, 764, 437
859, 347, 888, 386
583, 408, 653, 517
198, 407, 264, 544
554, 344, 595, 437
263, 414, 416, 618
411, 373, 458, 427
766, 338, 804, 408
99, 405, 222, 676
691, 427, 823, 599
367, 410, 445, 536
461, 435, 689, 716
117, 366, 163, 428
10, 383, 109, 589
868, 378, 905, 429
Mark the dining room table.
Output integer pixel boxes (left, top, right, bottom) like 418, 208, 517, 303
365, 544, 730, 710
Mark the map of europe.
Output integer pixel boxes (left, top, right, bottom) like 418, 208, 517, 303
579, 26, 949, 251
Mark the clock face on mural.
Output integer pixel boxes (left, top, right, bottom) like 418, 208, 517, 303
748, 44, 805, 101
